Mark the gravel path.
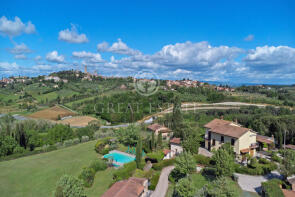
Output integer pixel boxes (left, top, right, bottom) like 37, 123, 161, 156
151, 166, 175, 197
235, 171, 283, 193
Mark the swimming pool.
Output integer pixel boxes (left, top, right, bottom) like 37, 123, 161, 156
103, 150, 135, 165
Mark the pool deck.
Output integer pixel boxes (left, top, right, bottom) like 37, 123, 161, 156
108, 150, 135, 158
104, 150, 135, 167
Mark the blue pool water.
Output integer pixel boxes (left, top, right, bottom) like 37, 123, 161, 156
103, 151, 135, 164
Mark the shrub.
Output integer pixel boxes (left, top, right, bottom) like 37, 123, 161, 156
78, 167, 96, 187
202, 167, 217, 176
95, 137, 112, 154
149, 171, 160, 190
133, 169, 154, 179
13, 146, 25, 154
194, 154, 211, 166
169, 168, 186, 183
55, 174, 86, 197
55, 142, 63, 148
63, 139, 73, 147
73, 138, 80, 145
81, 136, 89, 143
42, 144, 57, 152
146, 151, 164, 163
113, 161, 137, 181
89, 159, 107, 172
261, 179, 284, 197
152, 159, 175, 171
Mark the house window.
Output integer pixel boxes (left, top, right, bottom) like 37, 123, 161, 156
231, 138, 235, 145
212, 139, 216, 146
221, 136, 224, 143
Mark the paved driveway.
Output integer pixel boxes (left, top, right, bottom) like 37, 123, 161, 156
151, 166, 175, 197
235, 171, 283, 193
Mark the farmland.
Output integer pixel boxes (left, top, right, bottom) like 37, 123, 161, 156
28, 105, 77, 120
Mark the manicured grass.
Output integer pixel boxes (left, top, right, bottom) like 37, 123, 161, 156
190, 173, 211, 190
0, 141, 105, 197
85, 168, 115, 197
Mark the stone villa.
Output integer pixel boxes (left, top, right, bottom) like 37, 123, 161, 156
204, 119, 258, 157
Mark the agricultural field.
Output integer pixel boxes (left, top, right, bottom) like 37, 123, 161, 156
0, 141, 113, 197
57, 115, 99, 127
28, 105, 77, 120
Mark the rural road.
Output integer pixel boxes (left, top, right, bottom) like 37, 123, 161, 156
151, 166, 175, 197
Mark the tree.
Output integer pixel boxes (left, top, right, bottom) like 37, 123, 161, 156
157, 133, 162, 149
175, 151, 195, 175
136, 137, 142, 168
55, 174, 86, 197
171, 95, 183, 137
151, 132, 155, 150
0, 135, 18, 157
47, 124, 73, 144
114, 124, 139, 146
212, 148, 235, 177
182, 126, 201, 154
175, 177, 196, 197
280, 150, 295, 178
27, 130, 40, 151
220, 142, 235, 158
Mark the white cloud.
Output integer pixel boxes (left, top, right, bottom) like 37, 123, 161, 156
58, 24, 88, 43
244, 45, 295, 69
0, 62, 19, 72
0, 16, 36, 37
244, 34, 254, 41
72, 51, 103, 63
14, 54, 27, 60
8, 43, 32, 54
97, 38, 141, 55
46, 51, 65, 63
173, 69, 192, 75
34, 55, 42, 61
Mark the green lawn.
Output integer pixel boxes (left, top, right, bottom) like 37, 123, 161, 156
0, 141, 113, 197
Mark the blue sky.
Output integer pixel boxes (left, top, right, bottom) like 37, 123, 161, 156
1, 0, 295, 84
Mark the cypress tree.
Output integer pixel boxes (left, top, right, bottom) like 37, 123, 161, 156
172, 95, 183, 138
157, 133, 162, 149
151, 132, 155, 150
136, 137, 142, 168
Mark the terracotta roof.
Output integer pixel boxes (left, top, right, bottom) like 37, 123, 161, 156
282, 189, 295, 197
102, 177, 147, 197
257, 135, 274, 144
147, 124, 171, 133
163, 149, 171, 155
170, 138, 181, 144
204, 119, 250, 138
286, 144, 295, 150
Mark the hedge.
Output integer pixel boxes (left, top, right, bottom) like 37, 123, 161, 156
152, 159, 175, 171
194, 154, 212, 166
149, 171, 160, 190
89, 159, 107, 172
261, 179, 284, 197
78, 167, 96, 187
113, 161, 137, 181
146, 151, 164, 163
